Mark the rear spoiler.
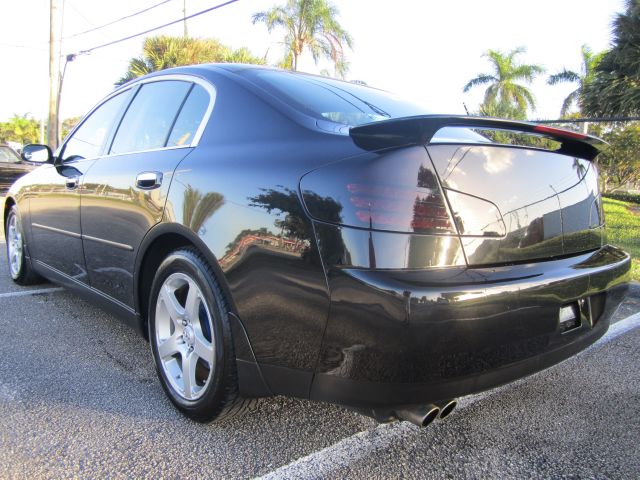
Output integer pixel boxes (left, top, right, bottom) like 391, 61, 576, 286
349, 115, 607, 160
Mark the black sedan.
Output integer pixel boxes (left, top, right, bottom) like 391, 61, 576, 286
4, 65, 630, 426
0, 144, 37, 194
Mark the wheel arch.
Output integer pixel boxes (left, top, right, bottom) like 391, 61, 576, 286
135, 222, 271, 398
134, 222, 239, 335
3, 196, 16, 229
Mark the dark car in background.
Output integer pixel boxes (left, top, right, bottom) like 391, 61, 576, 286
0, 144, 37, 194
4, 65, 630, 426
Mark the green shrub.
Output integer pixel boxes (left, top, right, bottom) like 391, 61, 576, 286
603, 192, 640, 204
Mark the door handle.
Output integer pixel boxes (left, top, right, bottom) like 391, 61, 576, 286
65, 176, 80, 189
136, 171, 163, 190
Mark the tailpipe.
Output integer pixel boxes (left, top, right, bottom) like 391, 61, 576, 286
434, 399, 457, 420
395, 404, 440, 427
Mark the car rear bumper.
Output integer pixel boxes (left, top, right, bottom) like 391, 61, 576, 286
311, 245, 631, 410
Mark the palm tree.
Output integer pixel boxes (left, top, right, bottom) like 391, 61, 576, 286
463, 47, 544, 113
117, 36, 264, 85
547, 44, 604, 117
582, 0, 640, 117
182, 186, 225, 234
252, 0, 353, 78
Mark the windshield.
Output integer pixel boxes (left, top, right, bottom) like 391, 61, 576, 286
240, 69, 432, 126
0, 146, 20, 163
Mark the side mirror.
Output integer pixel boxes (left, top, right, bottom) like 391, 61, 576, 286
22, 144, 54, 164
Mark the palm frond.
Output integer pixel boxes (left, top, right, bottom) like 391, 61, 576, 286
463, 74, 496, 93
252, 0, 352, 74
547, 69, 580, 85
560, 89, 579, 117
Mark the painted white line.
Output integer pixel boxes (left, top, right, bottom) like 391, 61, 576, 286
257, 312, 640, 480
0, 287, 64, 299
597, 311, 640, 344
257, 422, 415, 480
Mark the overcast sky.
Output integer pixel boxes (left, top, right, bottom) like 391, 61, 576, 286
0, 0, 626, 122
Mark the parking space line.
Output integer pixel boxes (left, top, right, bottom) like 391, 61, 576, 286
599, 311, 640, 343
257, 312, 640, 480
0, 287, 64, 299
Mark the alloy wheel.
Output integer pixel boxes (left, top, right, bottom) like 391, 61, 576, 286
7, 214, 23, 278
154, 272, 215, 401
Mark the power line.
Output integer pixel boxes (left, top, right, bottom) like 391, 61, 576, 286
534, 117, 640, 124
66, 1, 104, 34
79, 0, 240, 54
63, 0, 174, 39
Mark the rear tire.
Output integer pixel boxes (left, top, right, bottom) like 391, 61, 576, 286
148, 247, 255, 422
5, 205, 43, 285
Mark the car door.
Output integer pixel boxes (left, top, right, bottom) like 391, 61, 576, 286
80, 77, 214, 308
27, 90, 131, 281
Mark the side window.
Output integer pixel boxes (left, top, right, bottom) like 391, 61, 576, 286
167, 85, 210, 147
61, 91, 128, 162
110, 81, 191, 155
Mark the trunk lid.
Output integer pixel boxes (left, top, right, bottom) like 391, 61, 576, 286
428, 143, 603, 266
349, 116, 606, 266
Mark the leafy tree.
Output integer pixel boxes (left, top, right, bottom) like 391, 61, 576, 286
249, 186, 344, 263
0, 114, 40, 145
117, 36, 264, 85
463, 47, 544, 114
61, 116, 81, 141
583, 0, 640, 117
547, 44, 605, 117
252, 0, 353, 78
597, 123, 640, 192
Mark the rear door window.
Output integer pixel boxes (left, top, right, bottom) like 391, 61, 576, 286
167, 84, 210, 147
110, 81, 191, 155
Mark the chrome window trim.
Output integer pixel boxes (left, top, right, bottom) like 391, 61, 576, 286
60, 73, 216, 160
132, 73, 216, 148
101, 144, 192, 159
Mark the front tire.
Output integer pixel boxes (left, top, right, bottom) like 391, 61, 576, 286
148, 248, 253, 422
5, 205, 42, 285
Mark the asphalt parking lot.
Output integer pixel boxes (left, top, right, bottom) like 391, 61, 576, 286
0, 228, 638, 479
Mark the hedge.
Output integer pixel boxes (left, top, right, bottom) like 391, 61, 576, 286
603, 192, 640, 204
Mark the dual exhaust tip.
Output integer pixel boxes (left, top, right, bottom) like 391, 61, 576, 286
395, 399, 457, 427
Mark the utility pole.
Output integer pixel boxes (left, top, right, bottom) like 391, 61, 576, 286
47, 0, 60, 150
56, 54, 76, 144
183, 0, 188, 37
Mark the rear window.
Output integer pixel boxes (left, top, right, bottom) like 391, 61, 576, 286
241, 69, 432, 126
240, 70, 492, 144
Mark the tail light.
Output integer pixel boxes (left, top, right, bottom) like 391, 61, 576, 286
300, 146, 456, 234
